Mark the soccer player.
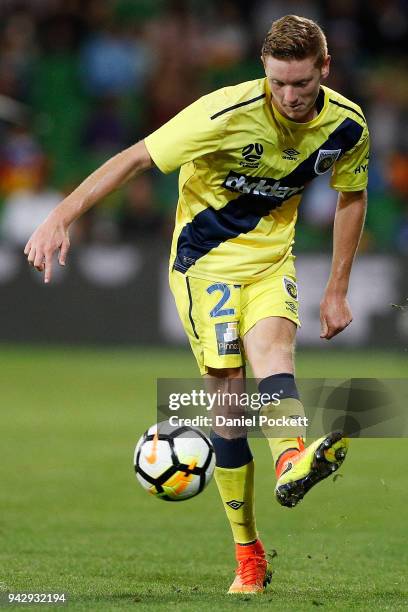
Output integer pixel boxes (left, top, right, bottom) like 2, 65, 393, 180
24, 15, 368, 594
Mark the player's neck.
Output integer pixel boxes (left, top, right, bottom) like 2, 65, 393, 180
297, 106, 317, 123
272, 88, 324, 124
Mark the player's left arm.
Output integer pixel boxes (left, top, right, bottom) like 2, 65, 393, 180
320, 188, 367, 340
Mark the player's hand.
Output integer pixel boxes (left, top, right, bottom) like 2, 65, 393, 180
24, 215, 70, 284
319, 291, 353, 340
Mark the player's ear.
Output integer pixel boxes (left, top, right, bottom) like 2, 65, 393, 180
321, 55, 331, 80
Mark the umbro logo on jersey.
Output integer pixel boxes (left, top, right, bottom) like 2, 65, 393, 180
282, 148, 300, 161
240, 143, 264, 168
223, 170, 303, 201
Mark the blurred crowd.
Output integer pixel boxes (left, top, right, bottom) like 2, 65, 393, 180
0, 0, 407, 254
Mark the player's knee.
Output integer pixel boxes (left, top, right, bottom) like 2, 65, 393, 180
251, 340, 294, 373
252, 335, 294, 359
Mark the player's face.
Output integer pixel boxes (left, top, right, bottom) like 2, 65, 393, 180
263, 55, 330, 123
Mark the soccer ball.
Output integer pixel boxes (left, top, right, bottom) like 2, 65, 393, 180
134, 421, 215, 501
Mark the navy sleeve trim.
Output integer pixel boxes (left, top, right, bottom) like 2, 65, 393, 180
210, 94, 266, 120
329, 99, 366, 124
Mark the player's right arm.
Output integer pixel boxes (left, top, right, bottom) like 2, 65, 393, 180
25, 88, 228, 283
24, 140, 153, 283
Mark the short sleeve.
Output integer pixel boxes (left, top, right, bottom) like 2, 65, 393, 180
330, 126, 370, 192
144, 96, 224, 174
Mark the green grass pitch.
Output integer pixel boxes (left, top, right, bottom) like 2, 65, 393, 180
1, 346, 407, 610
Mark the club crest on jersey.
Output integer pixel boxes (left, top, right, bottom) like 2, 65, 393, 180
283, 277, 298, 300
314, 148, 341, 175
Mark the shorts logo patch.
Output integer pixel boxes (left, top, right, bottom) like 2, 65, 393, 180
283, 277, 298, 300
314, 148, 342, 175
215, 321, 240, 355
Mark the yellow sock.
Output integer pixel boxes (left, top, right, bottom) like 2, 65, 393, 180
214, 460, 257, 544
260, 398, 306, 466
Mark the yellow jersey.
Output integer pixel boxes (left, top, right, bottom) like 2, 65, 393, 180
144, 79, 369, 283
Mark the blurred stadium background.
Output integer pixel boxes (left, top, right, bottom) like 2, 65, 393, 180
0, 0, 407, 348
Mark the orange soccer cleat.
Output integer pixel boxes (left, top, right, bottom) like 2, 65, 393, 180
228, 539, 273, 594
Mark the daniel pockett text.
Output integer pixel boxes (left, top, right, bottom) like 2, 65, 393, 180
168, 414, 309, 429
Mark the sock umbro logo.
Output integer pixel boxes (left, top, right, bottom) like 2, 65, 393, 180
226, 500, 245, 510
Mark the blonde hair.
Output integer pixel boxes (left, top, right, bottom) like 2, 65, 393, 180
262, 15, 328, 68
